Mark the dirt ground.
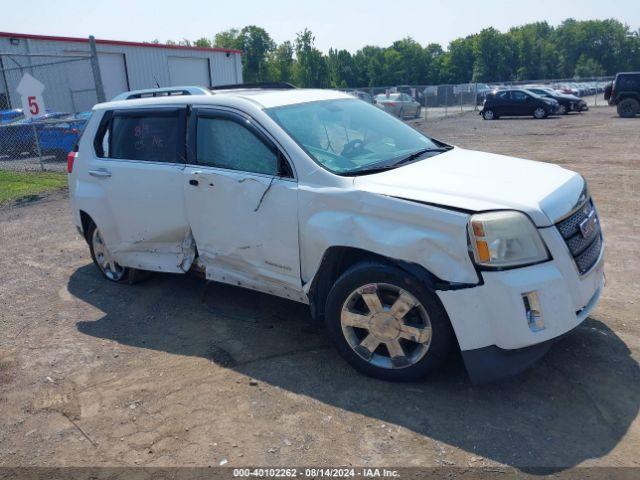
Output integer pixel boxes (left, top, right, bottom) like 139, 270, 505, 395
0, 106, 639, 473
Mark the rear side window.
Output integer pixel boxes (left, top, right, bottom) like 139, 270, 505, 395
618, 75, 640, 90
196, 117, 278, 176
95, 109, 185, 163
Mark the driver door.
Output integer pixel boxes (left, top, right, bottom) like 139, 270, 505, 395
183, 108, 303, 300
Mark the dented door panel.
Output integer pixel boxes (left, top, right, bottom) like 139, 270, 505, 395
87, 159, 195, 273
183, 167, 303, 300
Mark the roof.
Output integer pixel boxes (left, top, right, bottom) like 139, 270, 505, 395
95, 88, 352, 111
0, 31, 242, 55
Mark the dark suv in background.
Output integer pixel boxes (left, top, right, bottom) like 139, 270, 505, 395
605, 72, 640, 117
480, 89, 558, 120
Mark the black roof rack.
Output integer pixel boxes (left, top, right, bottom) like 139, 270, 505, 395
210, 82, 297, 91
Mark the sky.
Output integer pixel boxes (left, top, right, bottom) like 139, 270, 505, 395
1, 0, 639, 53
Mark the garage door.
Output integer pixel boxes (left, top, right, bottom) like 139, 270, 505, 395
168, 57, 211, 87
65, 51, 128, 110
98, 52, 129, 100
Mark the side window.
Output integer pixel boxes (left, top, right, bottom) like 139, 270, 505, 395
107, 110, 183, 163
196, 116, 279, 176
496, 91, 508, 100
511, 91, 528, 102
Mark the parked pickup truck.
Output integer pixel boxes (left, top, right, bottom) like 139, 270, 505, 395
67, 85, 605, 384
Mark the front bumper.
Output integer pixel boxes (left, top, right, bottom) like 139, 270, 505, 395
437, 226, 605, 384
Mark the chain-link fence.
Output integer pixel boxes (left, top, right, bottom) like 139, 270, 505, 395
0, 114, 88, 172
0, 36, 103, 172
342, 76, 614, 121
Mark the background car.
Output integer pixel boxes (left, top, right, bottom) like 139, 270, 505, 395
480, 89, 558, 120
525, 86, 588, 114
374, 93, 421, 118
0, 109, 23, 124
38, 112, 91, 160
347, 90, 374, 104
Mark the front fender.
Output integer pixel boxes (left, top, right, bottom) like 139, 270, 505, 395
298, 186, 479, 290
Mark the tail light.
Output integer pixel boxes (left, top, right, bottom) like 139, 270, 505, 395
67, 151, 77, 173
383, 102, 398, 107
65, 128, 79, 135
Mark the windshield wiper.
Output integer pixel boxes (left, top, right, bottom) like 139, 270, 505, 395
391, 147, 451, 167
345, 146, 452, 176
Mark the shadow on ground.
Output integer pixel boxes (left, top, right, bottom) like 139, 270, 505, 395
70, 265, 640, 472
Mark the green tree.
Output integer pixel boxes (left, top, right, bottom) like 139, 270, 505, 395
267, 41, 295, 82
214, 29, 242, 50
293, 29, 329, 88
472, 27, 514, 82
574, 54, 605, 77
238, 26, 275, 82
194, 37, 213, 48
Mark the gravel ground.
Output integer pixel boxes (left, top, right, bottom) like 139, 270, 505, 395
0, 106, 639, 473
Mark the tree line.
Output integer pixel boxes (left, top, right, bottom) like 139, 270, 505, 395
155, 19, 640, 87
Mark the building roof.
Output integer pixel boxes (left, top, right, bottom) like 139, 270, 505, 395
0, 31, 242, 55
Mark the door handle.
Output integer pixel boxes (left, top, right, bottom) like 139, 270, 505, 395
89, 169, 112, 178
189, 179, 199, 186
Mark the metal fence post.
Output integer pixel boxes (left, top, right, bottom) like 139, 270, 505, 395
32, 123, 44, 171
89, 35, 106, 103
445, 88, 448, 117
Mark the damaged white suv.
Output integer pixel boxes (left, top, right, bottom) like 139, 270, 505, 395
67, 84, 605, 384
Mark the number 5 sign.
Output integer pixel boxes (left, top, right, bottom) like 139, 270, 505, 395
16, 73, 46, 119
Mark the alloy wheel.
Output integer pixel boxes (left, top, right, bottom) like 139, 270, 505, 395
92, 227, 126, 281
340, 283, 432, 369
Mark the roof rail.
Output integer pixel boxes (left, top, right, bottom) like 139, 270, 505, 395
210, 82, 297, 91
111, 86, 212, 101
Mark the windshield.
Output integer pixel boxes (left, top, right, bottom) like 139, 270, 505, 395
266, 99, 441, 175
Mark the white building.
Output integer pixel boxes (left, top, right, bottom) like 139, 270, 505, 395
0, 32, 243, 112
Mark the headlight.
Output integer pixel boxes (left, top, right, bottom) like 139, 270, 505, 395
467, 211, 549, 268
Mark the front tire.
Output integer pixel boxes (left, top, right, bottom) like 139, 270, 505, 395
324, 261, 454, 381
533, 107, 547, 119
617, 98, 639, 118
87, 221, 131, 283
558, 104, 568, 115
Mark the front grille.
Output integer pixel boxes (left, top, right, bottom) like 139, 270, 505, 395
555, 198, 602, 274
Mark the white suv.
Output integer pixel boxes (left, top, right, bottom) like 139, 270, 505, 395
67, 84, 605, 384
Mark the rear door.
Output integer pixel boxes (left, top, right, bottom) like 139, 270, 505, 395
182, 107, 302, 300
84, 107, 193, 273
510, 90, 531, 115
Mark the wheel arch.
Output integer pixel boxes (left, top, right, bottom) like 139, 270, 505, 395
306, 245, 470, 323
79, 209, 94, 243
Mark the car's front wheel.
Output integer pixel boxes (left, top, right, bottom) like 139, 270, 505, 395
87, 221, 131, 283
558, 104, 568, 115
324, 261, 454, 381
533, 107, 547, 119
617, 98, 639, 118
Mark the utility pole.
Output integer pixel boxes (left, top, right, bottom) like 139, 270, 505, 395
89, 35, 106, 103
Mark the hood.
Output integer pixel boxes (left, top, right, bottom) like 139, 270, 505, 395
353, 148, 585, 226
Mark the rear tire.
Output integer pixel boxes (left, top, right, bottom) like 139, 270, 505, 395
324, 261, 454, 381
617, 98, 639, 118
558, 104, 568, 115
87, 221, 133, 284
482, 109, 495, 120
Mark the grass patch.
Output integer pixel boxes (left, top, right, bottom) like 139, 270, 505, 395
0, 170, 67, 204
